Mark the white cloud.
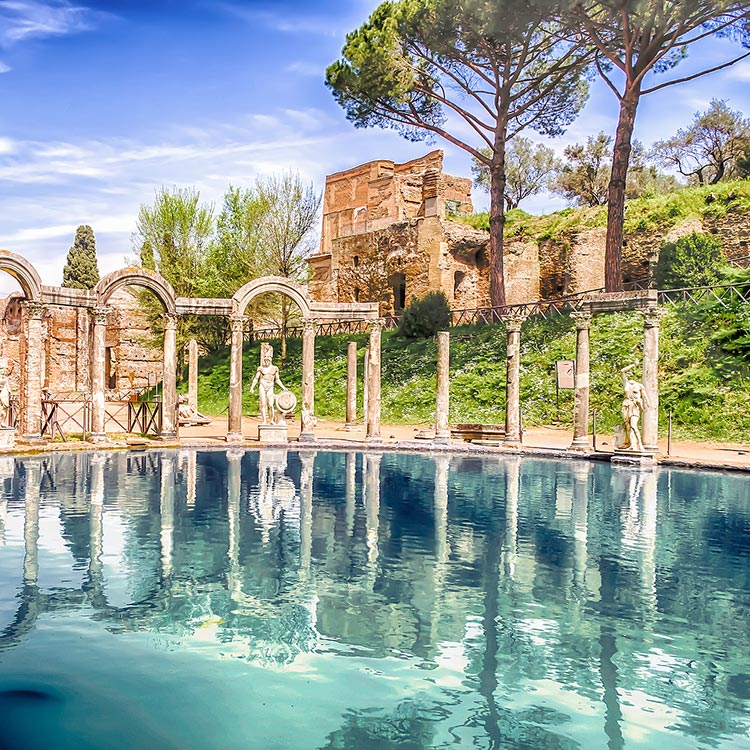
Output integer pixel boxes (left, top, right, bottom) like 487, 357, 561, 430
284, 61, 322, 77
727, 61, 750, 82
0, 0, 100, 45
0, 61, 9, 72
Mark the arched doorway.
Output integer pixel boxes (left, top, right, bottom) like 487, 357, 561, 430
0, 250, 44, 441
93, 269, 179, 441
229, 277, 317, 442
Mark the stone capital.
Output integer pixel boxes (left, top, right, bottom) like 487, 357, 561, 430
368, 318, 384, 334
24, 301, 47, 320
500, 311, 527, 333
90, 305, 111, 326
162, 312, 178, 331
571, 310, 592, 330
229, 315, 245, 333
302, 318, 318, 334
640, 307, 665, 329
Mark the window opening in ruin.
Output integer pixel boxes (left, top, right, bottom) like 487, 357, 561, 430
454, 271, 466, 296
475, 247, 488, 270
353, 255, 359, 267
105, 347, 117, 390
389, 272, 406, 312
445, 199, 460, 218
354, 288, 360, 302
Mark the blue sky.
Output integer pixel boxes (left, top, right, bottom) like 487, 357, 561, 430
0, 0, 749, 292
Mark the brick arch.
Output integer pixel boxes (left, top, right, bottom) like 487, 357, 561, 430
0, 249, 42, 301
95, 267, 177, 314
232, 276, 312, 318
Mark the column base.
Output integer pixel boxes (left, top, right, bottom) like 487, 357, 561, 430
365, 434, 383, 443
569, 436, 591, 451
226, 432, 244, 444
612, 450, 658, 468
502, 438, 522, 449
344, 422, 358, 431
158, 432, 178, 441
434, 432, 451, 445
88, 432, 108, 445
298, 431, 317, 443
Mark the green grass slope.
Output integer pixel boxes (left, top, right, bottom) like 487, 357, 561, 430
461, 179, 750, 242
191, 298, 750, 443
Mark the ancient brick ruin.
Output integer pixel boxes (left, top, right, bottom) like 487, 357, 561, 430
308, 150, 750, 310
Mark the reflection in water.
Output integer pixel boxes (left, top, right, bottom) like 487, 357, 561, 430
0, 450, 749, 750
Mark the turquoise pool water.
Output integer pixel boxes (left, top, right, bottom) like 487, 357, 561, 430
0, 449, 748, 749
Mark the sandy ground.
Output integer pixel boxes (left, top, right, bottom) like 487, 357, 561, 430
178, 417, 750, 471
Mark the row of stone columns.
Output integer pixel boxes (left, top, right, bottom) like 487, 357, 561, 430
569, 305, 663, 452
90, 307, 178, 443
228, 317, 384, 443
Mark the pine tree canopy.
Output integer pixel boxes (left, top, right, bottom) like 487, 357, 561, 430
62, 225, 100, 290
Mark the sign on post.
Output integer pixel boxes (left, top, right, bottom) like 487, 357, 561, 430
556, 360, 575, 390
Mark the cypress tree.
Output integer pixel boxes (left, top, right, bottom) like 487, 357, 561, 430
62, 225, 100, 289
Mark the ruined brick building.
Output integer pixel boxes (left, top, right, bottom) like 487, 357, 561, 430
307, 150, 750, 313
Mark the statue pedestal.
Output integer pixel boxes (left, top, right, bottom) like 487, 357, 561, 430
0, 427, 16, 450
612, 450, 657, 468
258, 424, 288, 444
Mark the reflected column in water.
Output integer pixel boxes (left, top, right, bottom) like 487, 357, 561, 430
88, 454, 106, 603
186, 450, 197, 508
502, 457, 520, 580
363, 453, 381, 588
640, 471, 658, 624
299, 451, 316, 574
0, 457, 12, 545
23, 459, 41, 587
431, 456, 450, 644
571, 462, 591, 594
227, 449, 243, 598
345, 452, 356, 537
160, 455, 175, 579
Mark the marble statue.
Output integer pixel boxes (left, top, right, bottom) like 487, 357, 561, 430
617, 364, 649, 452
177, 394, 211, 426
0, 358, 13, 428
251, 353, 288, 425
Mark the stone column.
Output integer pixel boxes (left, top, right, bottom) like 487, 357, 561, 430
188, 339, 199, 414
641, 308, 663, 453
23, 302, 46, 442
300, 319, 317, 442
570, 310, 592, 451
161, 313, 178, 439
363, 348, 370, 428
89, 305, 111, 443
345, 341, 357, 429
501, 312, 527, 448
227, 315, 245, 443
435, 330, 450, 443
366, 320, 383, 442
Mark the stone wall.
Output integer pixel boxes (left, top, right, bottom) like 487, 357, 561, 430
0, 288, 162, 409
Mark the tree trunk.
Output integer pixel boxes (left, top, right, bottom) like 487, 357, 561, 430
605, 86, 641, 292
489, 144, 508, 307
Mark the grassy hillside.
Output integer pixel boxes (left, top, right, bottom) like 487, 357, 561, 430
461, 179, 750, 242
190, 293, 750, 443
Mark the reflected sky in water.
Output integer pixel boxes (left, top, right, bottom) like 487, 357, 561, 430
0, 449, 749, 749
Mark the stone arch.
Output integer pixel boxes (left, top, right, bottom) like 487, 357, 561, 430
0, 249, 42, 301
232, 276, 312, 318
95, 267, 176, 314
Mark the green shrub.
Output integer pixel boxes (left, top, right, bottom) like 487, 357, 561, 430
398, 292, 452, 339
653, 231, 725, 289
